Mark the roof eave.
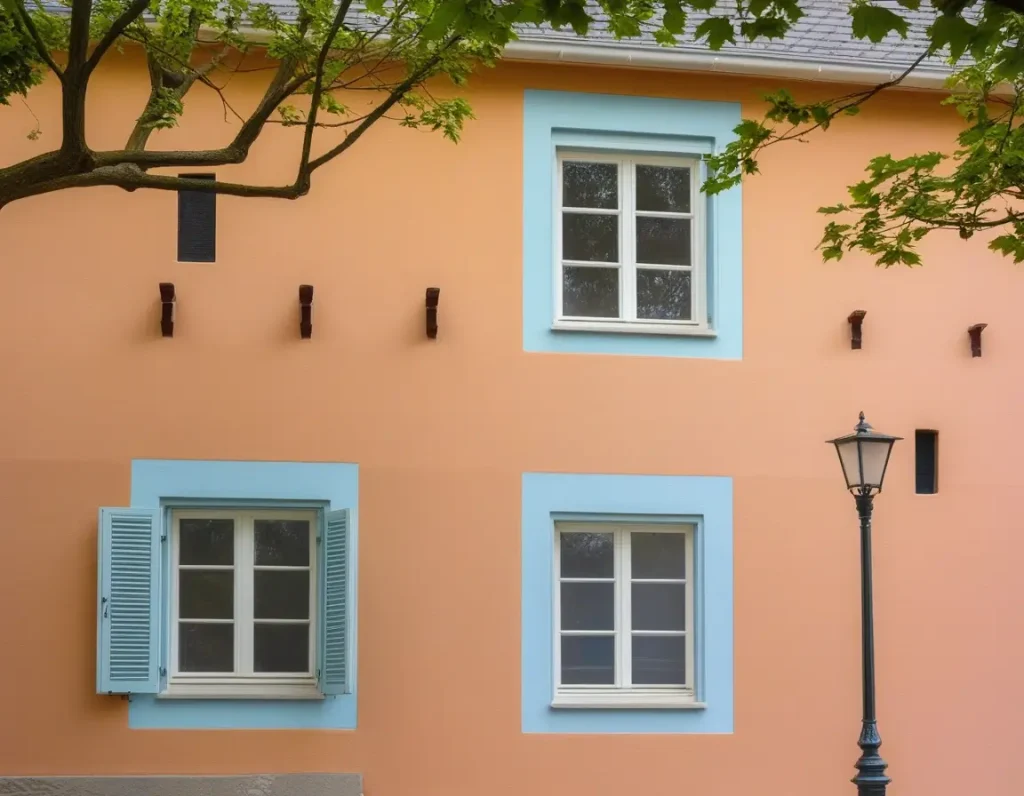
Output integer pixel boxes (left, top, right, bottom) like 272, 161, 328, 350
504, 38, 955, 91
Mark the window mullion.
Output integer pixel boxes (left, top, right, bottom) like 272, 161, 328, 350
237, 515, 253, 676
623, 160, 637, 321
309, 517, 318, 678
557, 528, 565, 688
694, 161, 707, 327
555, 155, 564, 321
170, 513, 180, 678
620, 530, 632, 689
686, 528, 696, 692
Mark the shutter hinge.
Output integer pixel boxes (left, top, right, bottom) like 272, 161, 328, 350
316, 668, 321, 679
159, 666, 167, 677
160, 531, 167, 541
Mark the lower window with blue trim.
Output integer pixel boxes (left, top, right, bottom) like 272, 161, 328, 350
522, 473, 733, 734
96, 460, 358, 730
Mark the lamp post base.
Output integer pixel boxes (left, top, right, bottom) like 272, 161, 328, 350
853, 720, 891, 796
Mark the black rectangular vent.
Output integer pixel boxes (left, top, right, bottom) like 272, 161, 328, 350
915, 430, 938, 495
177, 174, 216, 262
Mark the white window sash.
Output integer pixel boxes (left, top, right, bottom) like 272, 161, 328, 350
553, 522, 696, 705
554, 151, 709, 334
168, 508, 318, 688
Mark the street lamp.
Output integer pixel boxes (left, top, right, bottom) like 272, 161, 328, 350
828, 412, 901, 796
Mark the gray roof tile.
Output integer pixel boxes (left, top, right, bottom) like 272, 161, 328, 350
517, 1, 944, 70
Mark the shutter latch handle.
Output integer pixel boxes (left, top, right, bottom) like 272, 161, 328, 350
101, 596, 109, 618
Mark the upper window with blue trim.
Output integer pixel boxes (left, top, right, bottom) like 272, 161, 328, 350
523, 90, 742, 360
557, 153, 708, 334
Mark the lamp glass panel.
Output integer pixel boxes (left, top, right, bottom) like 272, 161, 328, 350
835, 439, 862, 489
860, 438, 894, 488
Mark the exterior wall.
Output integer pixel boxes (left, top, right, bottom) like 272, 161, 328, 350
1, 49, 1022, 796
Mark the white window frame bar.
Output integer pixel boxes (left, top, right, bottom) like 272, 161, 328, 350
165, 508, 321, 699
553, 151, 711, 337
552, 522, 698, 709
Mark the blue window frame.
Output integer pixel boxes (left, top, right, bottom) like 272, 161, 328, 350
521, 473, 733, 733
523, 89, 743, 359
100, 459, 359, 730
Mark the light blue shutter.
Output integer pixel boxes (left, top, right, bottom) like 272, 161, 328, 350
318, 509, 350, 695
97, 507, 161, 694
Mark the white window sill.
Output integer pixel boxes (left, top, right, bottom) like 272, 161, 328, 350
160, 680, 323, 700
552, 320, 717, 338
552, 691, 706, 710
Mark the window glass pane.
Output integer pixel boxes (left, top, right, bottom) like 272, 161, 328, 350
562, 266, 619, 317
179, 571, 234, 619
632, 635, 686, 685
254, 519, 310, 566
560, 532, 613, 578
179, 518, 233, 565
179, 622, 233, 672
637, 269, 691, 321
561, 636, 615, 685
254, 570, 310, 619
631, 532, 686, 579
636, 217, 691, 265
563, 161, 618, 209
561, 582, 614, 630
254, 624, 309, 673
631, 583, 686, 630
563, 213, 618, 262
636, 165, 691, 213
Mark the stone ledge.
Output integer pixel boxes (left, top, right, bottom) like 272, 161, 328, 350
0, 774, 362, 796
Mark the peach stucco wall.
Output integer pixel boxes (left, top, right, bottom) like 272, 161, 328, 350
1, 50, 1022, 796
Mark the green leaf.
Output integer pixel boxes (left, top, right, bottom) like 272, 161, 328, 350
990, 234, 1024, 263
663, 8, 686, 34
694, 17, 735, 50
850, 3, 909, 44
421, 0, 465, 41
653, 28, 677, 45
741, 16, 790, 41
929, 14, 976, 62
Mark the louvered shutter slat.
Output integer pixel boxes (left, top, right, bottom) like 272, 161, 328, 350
319, 509, 350, 695
97, 507, 161, 694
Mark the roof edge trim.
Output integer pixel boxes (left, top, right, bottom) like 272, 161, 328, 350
504, 38, 953, 90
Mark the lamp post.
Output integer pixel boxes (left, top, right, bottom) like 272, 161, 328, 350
828, 413, 901, 796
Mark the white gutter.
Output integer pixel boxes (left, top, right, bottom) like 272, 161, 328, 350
503, 39, 954, 91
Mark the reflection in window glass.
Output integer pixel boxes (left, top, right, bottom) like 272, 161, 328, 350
173, 511, 314, 681
557, 155, 702, 328
556, 524, 694, 694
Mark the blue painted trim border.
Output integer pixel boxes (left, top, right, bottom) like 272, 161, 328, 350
128, 459, 358, 730
521, 473, 733, 733
523, 89, 743, 359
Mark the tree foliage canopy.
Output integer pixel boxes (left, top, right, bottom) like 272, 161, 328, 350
3, 0, 1024, 266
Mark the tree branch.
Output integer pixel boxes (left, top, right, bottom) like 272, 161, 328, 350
7, 0, 64, 79
83, 0, 151, 77
985, 0, 1024, 13
93, 68, 311, 169
0, 166, 304, 208
124, 50, 165, 151
66, 0, 93, 72
60, 0, 95, 157
299, 0, 356, 181
308, 44, 456, 173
